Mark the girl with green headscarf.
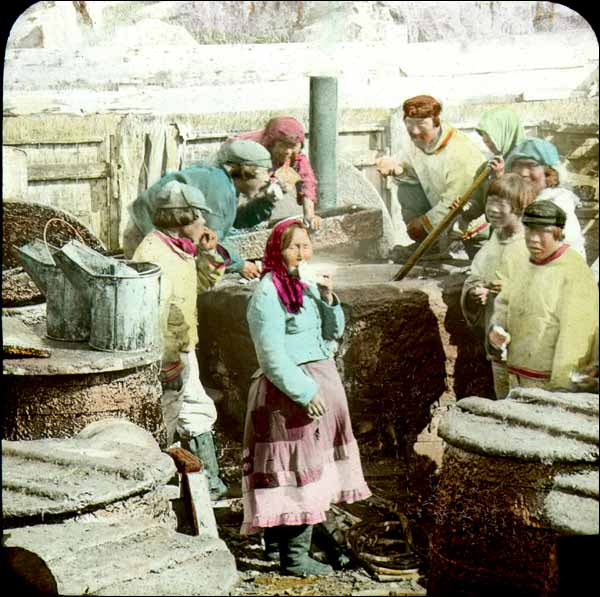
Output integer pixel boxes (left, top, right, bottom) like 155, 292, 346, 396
477, 107, 527, 159
459, 107, 527, 247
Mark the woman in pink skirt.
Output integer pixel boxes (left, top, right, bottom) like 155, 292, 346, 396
241, 218, 371, 576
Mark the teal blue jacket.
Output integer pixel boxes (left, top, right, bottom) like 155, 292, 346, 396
247, 273, 345, 406
129, 164, 274, 272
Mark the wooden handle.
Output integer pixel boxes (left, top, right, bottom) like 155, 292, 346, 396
392, 165, 492, 282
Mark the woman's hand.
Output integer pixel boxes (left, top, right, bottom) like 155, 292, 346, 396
199, 228, 218, 251
241, 260, 261, 280
307, 393, 327, 419
317, 273, 334, 304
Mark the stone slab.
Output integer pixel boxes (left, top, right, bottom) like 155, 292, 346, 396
4, 519, 238, 596
225, 206, 384, 261
543, 489, 599, 536
438, 408, 598, 464
2, 420, 175, 521
3, 320, 161, 375
457, 396, 598, 444
553, 470, 599, 498
508, 386, 599, 417
2, 316, 51, 357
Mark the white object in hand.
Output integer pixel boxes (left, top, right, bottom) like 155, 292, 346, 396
264, 181, 283, 203
491, 324, 511, 361
297, 262, 331, 287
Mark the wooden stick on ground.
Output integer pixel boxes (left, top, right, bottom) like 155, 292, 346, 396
392, 165, 492, 282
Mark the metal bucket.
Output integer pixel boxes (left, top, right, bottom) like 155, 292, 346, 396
54, 241, 162, 353
15, 240, 91, 342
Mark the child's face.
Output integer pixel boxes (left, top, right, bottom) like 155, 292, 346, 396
510, 159, 546, 195
271, 140, 301, 164
478, 131, 499, 154
485, 195, 520, 230
525, 225, 561, 261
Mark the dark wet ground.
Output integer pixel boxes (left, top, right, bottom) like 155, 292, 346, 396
212, 425, 429, 596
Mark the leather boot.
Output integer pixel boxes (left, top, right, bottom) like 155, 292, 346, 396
279, 524, 333, 577
263, 527, 280, 562
187, 432, 228, 500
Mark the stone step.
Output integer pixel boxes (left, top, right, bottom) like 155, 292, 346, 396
4, 519, 237, 596
457, 396, 598, 444
2, 420, 175, 521
438, 408, 598, 464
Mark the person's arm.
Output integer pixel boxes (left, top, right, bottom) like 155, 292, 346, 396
307, 284, 345, 340
294, 153, 318, 206
461, 273, 487, 328
459, 162, 490, 228
421, 157, 486, 232
196, 245, 229, 291
132, 236, 185, 363
234, 197, 275, 229
247, 282, 319, 406
550, 271, 599, 388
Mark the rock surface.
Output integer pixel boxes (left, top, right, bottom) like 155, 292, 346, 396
197, 263, 493, 449
429, 387, 599, 596
4, 519, 238, 596
2, 419, 175, 523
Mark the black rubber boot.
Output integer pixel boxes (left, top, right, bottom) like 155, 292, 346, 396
280, 524, 334, 577
187, 432, 228, 500
263, 527, 280, 562
313, 523, 352, 570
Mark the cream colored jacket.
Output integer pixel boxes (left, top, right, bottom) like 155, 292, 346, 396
133, 232, 198, 361
400, 121, 486, 230
491, 246, 598, 388
461, 229, 530, 329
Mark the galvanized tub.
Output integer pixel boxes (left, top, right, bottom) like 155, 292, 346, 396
54, 241, 162, 353
16, 240, 91, 342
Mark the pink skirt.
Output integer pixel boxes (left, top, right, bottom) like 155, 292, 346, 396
241, 359, 371, 535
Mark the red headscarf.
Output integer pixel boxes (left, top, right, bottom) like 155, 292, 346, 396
261, 218, 308, 314
236, 117, 305, 150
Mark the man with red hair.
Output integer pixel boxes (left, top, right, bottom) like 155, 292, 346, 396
377, 95, 486, 259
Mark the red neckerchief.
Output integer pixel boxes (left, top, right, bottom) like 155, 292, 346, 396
529, 243, 569, 265
154, 230, 197, 257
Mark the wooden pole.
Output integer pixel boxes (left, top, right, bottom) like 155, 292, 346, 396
392, 165, 492, 282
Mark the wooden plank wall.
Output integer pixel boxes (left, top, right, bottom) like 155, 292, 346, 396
3, 112, 392, 253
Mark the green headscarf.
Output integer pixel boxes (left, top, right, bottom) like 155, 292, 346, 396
477, 107, 526, 156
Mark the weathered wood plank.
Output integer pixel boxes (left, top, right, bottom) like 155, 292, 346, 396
28, 162, 109, 182
2, 113, 122, 145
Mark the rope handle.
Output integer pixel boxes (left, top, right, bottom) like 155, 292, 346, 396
43, 218, 86, 261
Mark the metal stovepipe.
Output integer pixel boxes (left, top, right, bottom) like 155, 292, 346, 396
309, 76, 338, 210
